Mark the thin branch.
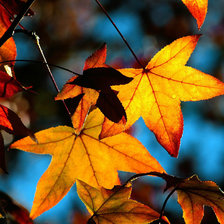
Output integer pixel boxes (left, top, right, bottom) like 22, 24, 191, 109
0, 0, 35, 47
33, 33, 72, 117
0, 59, 81, 76
122, 171, 165, 187
159, 187, 177, 220
94, 0, 144, 69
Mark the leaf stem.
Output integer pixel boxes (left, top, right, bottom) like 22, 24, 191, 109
122, 171, 165, 186
94, 0, 144, 69
159, 187, 177, 220
0, 0, 35, 47
33, 33, 72, 117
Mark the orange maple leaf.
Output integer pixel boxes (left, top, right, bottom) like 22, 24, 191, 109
153, 173, 224, 224
77, 179, 169, 224
10, 109, 165, 219
181, 0, 208, 29
101, 35, 224, 157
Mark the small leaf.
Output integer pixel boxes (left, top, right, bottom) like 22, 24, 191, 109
0, 71, 23, 98
70, 67, 133, 90
96, 88, 127, 123
10, 109, 165, 219
0, 104, 30, 136
154, 173, 224, 224
57, 50, 132, 124
181, 0, 208, 29
84, 43, 107, 70
77, 180, 169, 224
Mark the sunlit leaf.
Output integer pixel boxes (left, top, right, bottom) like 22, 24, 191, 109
55, 44, 108, 134
0, 71, 23, 98
0, 104, 32, 172
77, 180, 169, 224
10, 109, 165, 219
56, 46, 132, 129
155, 173, 224, 224
0, 104, 30, 136
83, 43, 108, 70
100, 35, 224, 157
181, 0, 208, 29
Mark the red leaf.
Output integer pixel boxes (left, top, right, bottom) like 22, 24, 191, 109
0, 0, 34, 21
0, 71, 23, 98
0, 104, 31, 136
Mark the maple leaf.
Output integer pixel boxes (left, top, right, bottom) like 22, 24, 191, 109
56, 44, 132, 133
0, 104, 32, 172
181, 0, 208, 29
77, 179, 169, 224
10, 109, 165, 219
100, 35, 224, 157
153, 173, 224, 224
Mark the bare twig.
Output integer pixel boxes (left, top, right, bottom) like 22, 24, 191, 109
94, 0, 144, 69
33, 33, 72, 117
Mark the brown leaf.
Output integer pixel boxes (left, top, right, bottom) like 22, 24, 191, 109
77, 180, 169, 224
153, 173, 224, 224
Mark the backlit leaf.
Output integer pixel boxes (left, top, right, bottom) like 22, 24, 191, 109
181, 0, 208, 29
10, 109, 165, 219
101, 35, 224, 157
56, 44, 108, 134
155, 173, 224, 224
0, 71, 23, 98
0, 104, 30, 136
77, 180, 169, 224
0, 104, 32, 172
83, 43, 107, 70
56, 46, 132, 130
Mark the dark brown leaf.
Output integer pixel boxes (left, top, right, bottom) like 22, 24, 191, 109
70, 67, 133, 90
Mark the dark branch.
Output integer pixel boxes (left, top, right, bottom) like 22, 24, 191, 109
0, 0, 35, 47
94, 0, 145, 69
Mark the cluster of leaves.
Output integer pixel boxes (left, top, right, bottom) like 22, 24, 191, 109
0, 0, 224, 224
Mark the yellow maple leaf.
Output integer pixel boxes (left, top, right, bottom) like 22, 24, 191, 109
100, 35, 224, 157
10, 109, 165, 219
